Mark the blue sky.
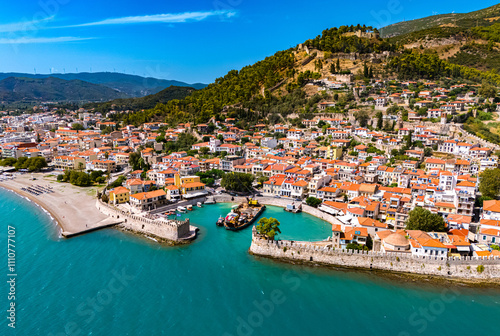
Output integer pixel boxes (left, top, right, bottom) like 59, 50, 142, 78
0, 0, 498, 83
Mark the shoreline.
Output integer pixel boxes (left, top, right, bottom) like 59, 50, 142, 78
0, 183, 64, 234
2, 184, 498, 287
213, 197, 500, 288
0, 173, 110, 236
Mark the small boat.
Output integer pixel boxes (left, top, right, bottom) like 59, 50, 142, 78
187, 204, 193, 211
197, 202, 203, 208
224, 198, 266, 231
216, 216, 224, 226
177, 206, 187, 213
284, 202, 302, 213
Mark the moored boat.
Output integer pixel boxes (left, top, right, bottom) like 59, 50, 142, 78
284, 202, 302, 213
197, 202, 203, 208
187, 204, 193, 211
216, 216, 224, 226
177, 206, 187, 213
224, 198, 266, 231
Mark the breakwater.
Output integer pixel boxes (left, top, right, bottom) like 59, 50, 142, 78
96, 199, 195, 242
249, 228, 500, 282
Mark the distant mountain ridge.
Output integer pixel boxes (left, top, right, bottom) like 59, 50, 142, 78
380, 3, 500, 38
0, 72, 207, 97
84, 86, 197, 113
0, 77, 129, 103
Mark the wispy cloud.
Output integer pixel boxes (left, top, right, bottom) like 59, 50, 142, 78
0, 36, 93, 44
66, 10, 237, 27
0, 16, 55, 33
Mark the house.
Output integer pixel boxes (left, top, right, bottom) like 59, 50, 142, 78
407, 231, 448, 257
375, 97, 388, 107
129, 189, 167, 211
108, 186, 130, 205
165, 185, 181, 200
338, 226, 369, 249
477, 228, 500, 247
352, 217, 387, 236
482, 200, 500, 220
425, 158, 445, 171
53, 156, 86, 170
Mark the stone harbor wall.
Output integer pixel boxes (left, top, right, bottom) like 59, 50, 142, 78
249, 229, 500, 281
96, 199, 191, 241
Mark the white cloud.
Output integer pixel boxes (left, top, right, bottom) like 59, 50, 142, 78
0, 36, 93, 44
0, 16, 55, 33
66, 10, 237, 27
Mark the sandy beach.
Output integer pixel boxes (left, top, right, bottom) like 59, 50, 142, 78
0, 172, 111, 236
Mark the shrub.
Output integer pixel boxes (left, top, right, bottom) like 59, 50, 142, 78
477, 265, 485, 273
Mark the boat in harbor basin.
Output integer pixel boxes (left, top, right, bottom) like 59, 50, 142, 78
223, 198, 266, 231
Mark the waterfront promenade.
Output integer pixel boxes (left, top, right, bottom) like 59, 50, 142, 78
0, 173, 119, 237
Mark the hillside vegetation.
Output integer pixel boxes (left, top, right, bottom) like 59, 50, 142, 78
0, 77, 128, 103
380, 3, 500, 38
84, 86, 196, 113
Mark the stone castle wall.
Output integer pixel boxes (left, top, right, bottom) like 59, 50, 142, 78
96, 199, 191, 241
250, 229, 500, 281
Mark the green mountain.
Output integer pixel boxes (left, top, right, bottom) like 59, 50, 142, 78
0, 72, 207, 97
99, 5, 500, 130
84, 86, 197, 113
0, 77, 129, 103
380, 3, 500, 38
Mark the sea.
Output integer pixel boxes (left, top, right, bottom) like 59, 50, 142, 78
0, 187, 499, 336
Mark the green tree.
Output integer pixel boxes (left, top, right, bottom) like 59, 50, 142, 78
0, 158, 17, 166
256, 217, 281, 240
405, 207, 446, 232
479, 81, 497, 99
129, 152, 141, 170
354, 110, 370, 127
346, 243, 368, 251
330, 62, 336, 74
109, 175, 126, 189
479, 168, 500, 199
306, 197, 322, 208
221, 172, 254, 192
71, 123, 84, 131
376, 111, 383, 129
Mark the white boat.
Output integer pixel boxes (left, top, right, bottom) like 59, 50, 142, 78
197, 202, 203, 208
177, 206, 187, 213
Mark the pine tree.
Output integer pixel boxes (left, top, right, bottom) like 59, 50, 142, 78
330, 63, 336, 74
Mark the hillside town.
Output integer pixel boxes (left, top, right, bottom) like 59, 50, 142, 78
1, 77, 500, 260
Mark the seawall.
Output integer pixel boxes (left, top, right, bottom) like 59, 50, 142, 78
249, 229, 500, 283
96, 199, 195, 243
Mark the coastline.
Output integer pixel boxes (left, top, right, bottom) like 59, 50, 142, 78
0, 183, 64, 234
213, 196, 500, 287
0, 173, 110, 236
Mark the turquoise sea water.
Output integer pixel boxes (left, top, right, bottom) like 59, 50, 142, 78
1, 188, 499, 336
